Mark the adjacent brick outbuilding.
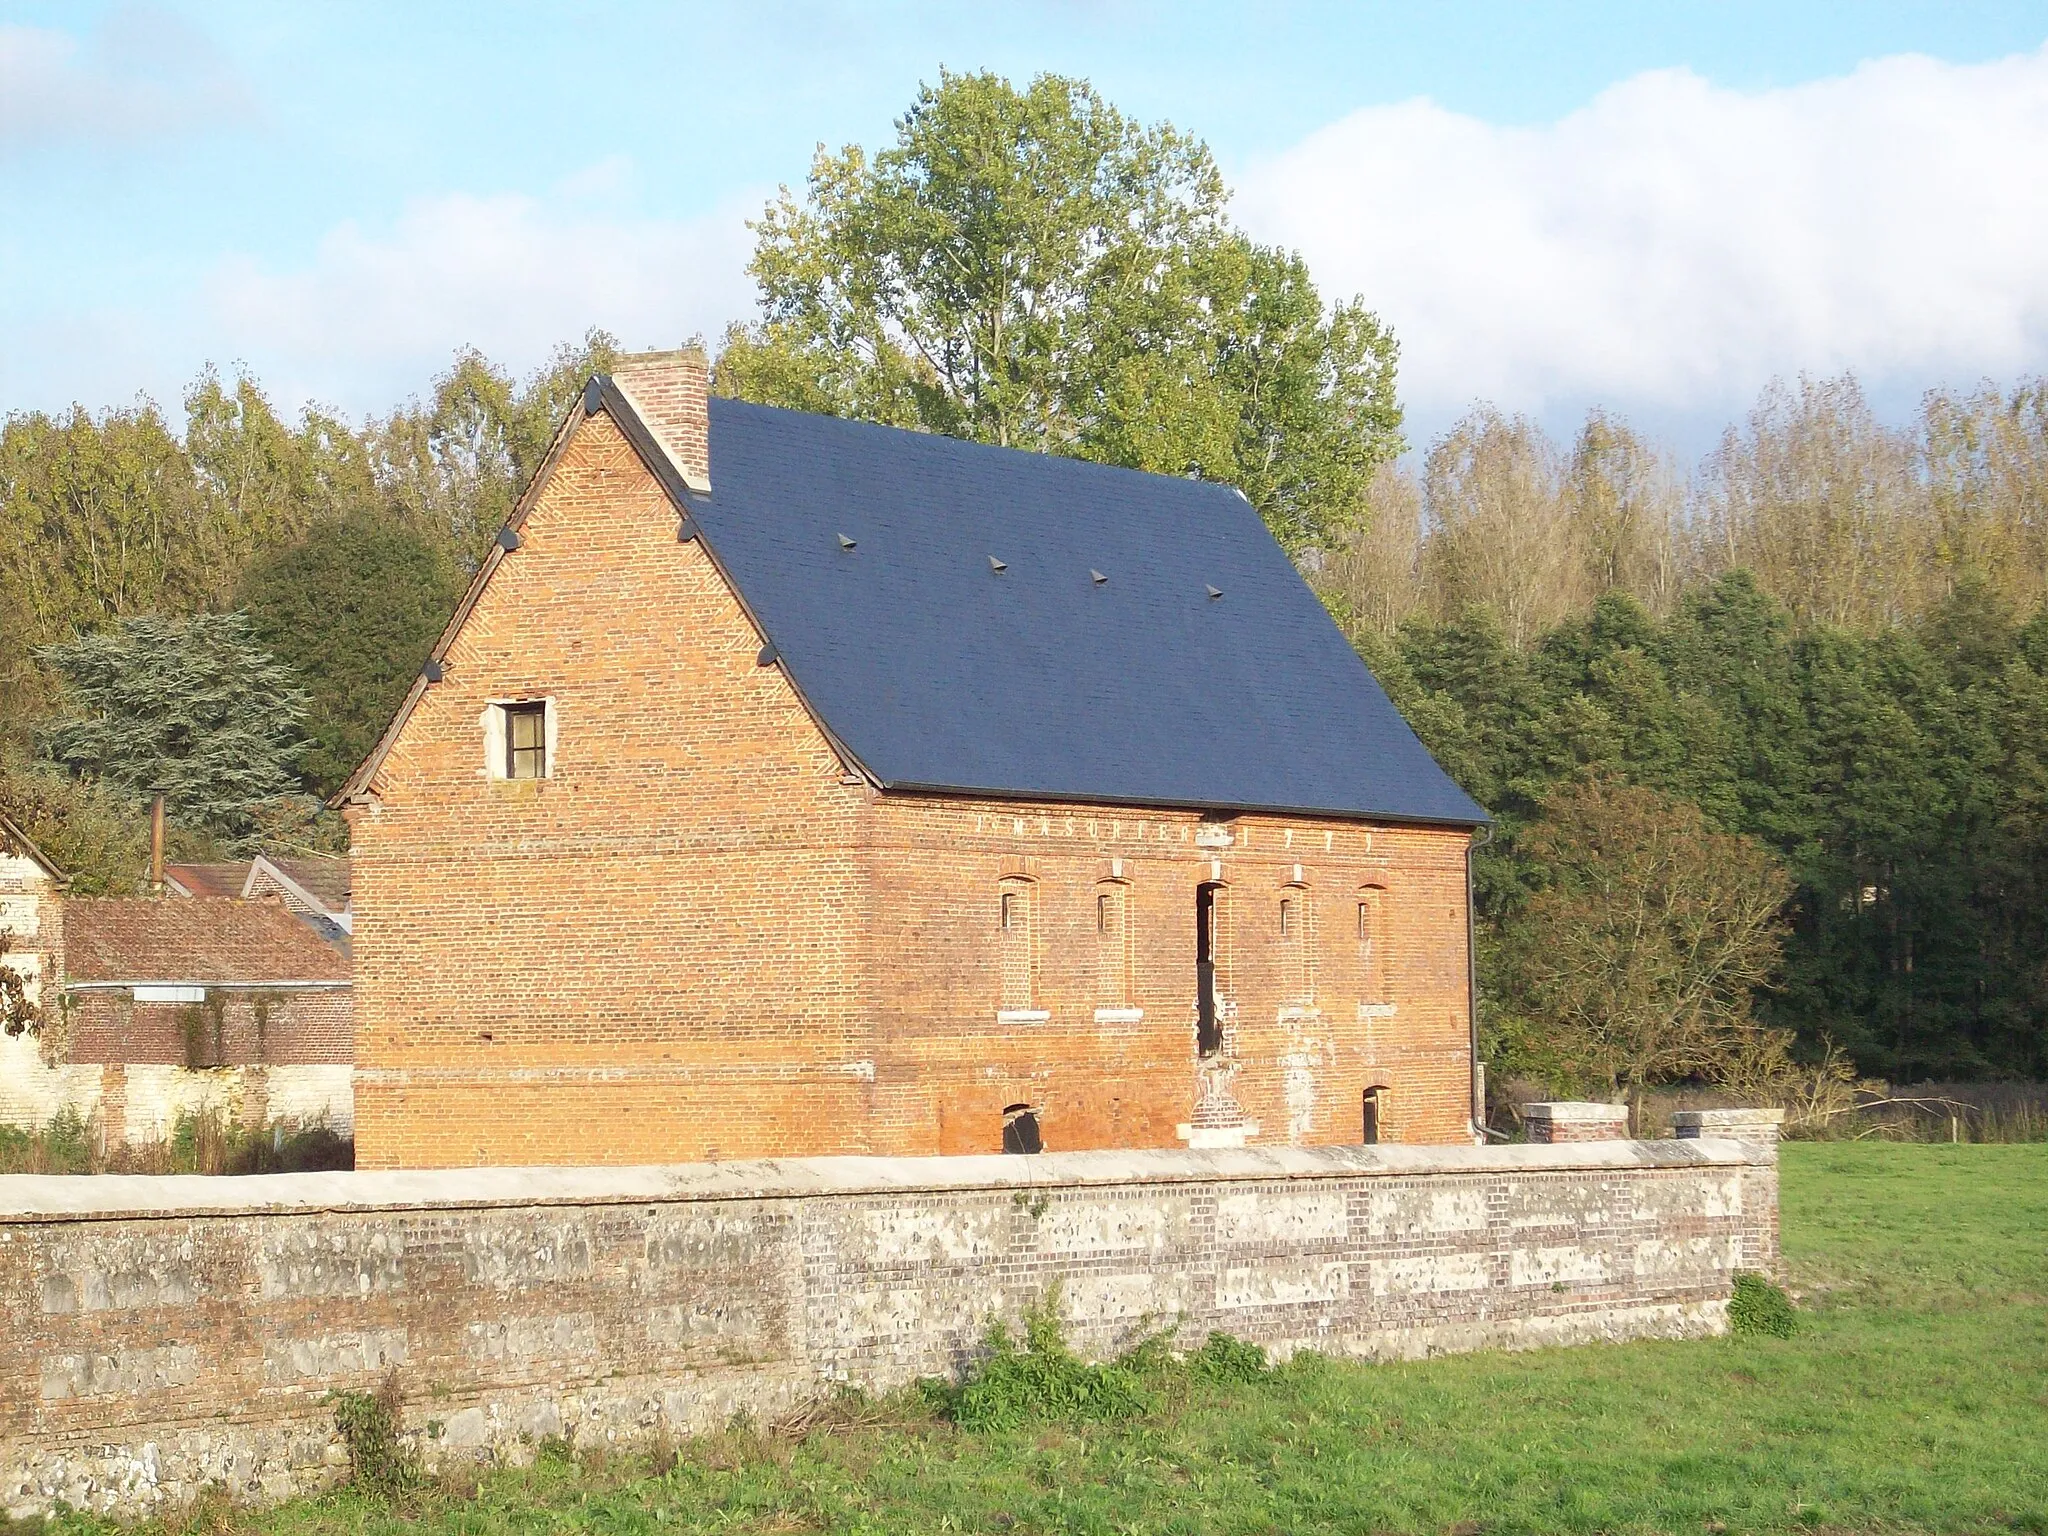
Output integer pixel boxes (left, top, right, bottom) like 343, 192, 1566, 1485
338, 352, 1488, 1169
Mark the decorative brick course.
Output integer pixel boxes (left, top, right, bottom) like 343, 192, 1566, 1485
0, 1137, 1777, 1519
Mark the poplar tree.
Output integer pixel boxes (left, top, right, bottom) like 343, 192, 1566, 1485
716, 70, 1401, 555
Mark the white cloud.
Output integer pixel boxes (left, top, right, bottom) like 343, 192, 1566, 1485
1235, 46, 2048, 447
0, 6, 250, 148
204, 182, 760, 413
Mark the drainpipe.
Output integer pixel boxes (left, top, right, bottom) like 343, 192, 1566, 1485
1466, 821, 1496, 1143
148, 789, 167, 898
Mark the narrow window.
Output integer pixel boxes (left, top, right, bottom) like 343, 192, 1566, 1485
998, 878, 1036, 1011
1279, 897, 1293, 936
1002, 1103, 1043, 1154
1358, 885, 1388, 1003
1195, 882, 1222, 1056
504, 702, 548, 779
1362, 1085, 1386, 1145
1095, 881, 1132, 1007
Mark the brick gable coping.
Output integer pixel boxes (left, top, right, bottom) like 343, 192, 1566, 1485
61, 898, 351, 987
0, 813, 65, 884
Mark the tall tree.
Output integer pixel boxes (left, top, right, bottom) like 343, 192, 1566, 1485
37, 613, 315, 849
1490, 777, 1794, 1107
717, 70, 1400, 554
369, 330, 621, 565
237, 515, 464, 796
1421, 408, 1577, 648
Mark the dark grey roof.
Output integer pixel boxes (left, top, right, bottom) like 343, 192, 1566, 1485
671, 397, 1484, 826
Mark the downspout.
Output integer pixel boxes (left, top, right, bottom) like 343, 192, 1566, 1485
1467, 821, 1498, 1143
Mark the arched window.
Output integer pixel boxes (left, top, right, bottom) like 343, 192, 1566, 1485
1095, 880, 1132, 1007
1362, 1084, 1390, 1145
1280, 883, 1313, 1004
1002, 1102, 1043, 1154
997, 877, 1037, 1012
1357, 884, 1389, 1004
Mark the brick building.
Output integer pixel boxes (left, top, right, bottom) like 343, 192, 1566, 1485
337, 350, 1488, 1170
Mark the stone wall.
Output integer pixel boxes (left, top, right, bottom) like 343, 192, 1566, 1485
0, 1138, 1776, 1518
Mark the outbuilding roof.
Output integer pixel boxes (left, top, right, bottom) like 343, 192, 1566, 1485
685, 400, 1485, 826
61, 899, 351, 987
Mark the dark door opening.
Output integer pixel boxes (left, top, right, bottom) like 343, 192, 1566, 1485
1362, 1085, 1387, 1145
1196, 882, 1222, 1056
1001, 1103, 1042, 1154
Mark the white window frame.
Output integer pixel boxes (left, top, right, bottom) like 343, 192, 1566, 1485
482, 697, 558, 781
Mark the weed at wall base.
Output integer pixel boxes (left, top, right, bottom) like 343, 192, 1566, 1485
1728, 1271, 1797, 1338
330, 1370, 421, 1502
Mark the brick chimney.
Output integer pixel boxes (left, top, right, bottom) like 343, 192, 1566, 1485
611, 347, 711, 494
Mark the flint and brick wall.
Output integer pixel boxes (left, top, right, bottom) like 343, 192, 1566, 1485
0, 1138, 1777, 1518
349, 407, 1476, 1169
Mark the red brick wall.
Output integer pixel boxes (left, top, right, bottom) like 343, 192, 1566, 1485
65, 991, 353, 1067
350, 408, 1476, 1168
866, 797, 1475, 1154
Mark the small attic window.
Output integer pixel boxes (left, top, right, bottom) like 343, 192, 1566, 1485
505, 704, 547, 779
483, 698, 556, 782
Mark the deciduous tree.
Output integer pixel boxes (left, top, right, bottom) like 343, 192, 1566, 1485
717, 70, 1400, 554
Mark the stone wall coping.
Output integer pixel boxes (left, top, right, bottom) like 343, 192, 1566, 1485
1520, 1101, 1631, 1123
1672, 1108, 1787, 1127
0, 1140, 1767, 1224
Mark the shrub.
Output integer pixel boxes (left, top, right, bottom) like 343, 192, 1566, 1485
946, 1288, 1151, 1431
1728, 1271, 1797, 1338
1188, 1329, 1269, 1384
330, 1371, 420, 1500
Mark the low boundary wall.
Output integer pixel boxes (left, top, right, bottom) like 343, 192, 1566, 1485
1, 1139, 1777, 1518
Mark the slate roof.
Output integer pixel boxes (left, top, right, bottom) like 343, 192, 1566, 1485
62, 899, 351, 986
684, 400, 1486, 826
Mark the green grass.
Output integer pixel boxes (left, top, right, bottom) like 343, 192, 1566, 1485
39, 1144, 2048, 1535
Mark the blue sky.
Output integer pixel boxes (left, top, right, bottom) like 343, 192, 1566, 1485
5, 2, 2048, 457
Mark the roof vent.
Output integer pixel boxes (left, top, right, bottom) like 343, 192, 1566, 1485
1206, 585, 1224, 600
838, 533, 857, 550
757, 642, 779, 667
1090, 569, 1107, 585
989, 555, 1007, 573
495, 527, 522, 553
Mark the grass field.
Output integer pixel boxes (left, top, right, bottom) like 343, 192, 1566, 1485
38, 1144, 2048, 1536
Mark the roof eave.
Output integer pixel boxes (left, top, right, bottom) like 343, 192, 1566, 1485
872, 778, 1491, 831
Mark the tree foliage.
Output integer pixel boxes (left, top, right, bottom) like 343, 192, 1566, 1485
717, 70, 1400, 554
237, 515, 464, 796
1371, 573, 2048, 1084
37, 614, 315, 849
0, 753, 147, 895
1491, 777, 1793, 1102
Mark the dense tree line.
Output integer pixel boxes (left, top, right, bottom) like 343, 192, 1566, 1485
1353, 574, 2048, 1083
0, 339, 616, 861
2, 68, 2043, 1090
